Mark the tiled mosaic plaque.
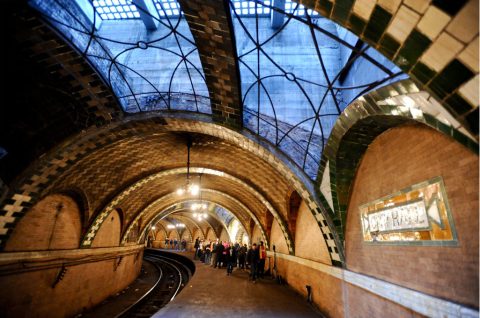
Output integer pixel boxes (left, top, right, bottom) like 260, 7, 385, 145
360, 177, 457, 245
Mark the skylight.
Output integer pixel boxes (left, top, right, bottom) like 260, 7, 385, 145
230, 0, 406, 179
30, 0, 210, 114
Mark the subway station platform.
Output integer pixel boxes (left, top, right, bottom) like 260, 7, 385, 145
154, 251, 321, 318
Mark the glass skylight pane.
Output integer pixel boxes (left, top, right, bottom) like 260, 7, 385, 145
33, 0, 210, 113
231, 0, 406, 179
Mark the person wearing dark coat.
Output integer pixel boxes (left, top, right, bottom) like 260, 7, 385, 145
215, 241, 224, 268
249, 243, 260, 283
238, 244, 247, 269
226, 246, 235, 275
194, 237, 200, 259
246, 245, 253, 269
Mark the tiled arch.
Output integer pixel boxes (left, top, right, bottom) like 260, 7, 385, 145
317, 79, 478, 242
83, 168, 277, 250
0, 114, 342, 264
282, 0, 479, 134
123, 194, 261, 246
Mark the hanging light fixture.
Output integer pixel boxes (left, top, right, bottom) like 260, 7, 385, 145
176, 137, 200, 196
191, 174, 208, 221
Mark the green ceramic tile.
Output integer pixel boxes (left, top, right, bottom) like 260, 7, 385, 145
364, 5, 391, 43
436, 120, 452, 135
378, 34, 400, 59
429, 59, 475, 100
445, 93, 475, 116
411, 62, 436, 85
396, 29, 431, 71
348, 13, 366, 35
466, 139, 479, 154
452, 129, 471, 148
332, 0, 354, 24
432, 0, 468, 16
423, 113, 437, 127
466, 108, 479, 135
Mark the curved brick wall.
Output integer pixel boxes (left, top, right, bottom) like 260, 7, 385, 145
345, 124, 479, 307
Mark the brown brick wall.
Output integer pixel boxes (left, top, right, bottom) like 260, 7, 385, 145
345, 124, 479, 307
5, 194, 82, 251
344, 283, 426, 318
251, 224, 262, 244
269, 219, 289, 254
294, 201, 332, 265
275, 257, 344, 318
0, 251, 142, 318
220, 228, 230, 242
91, 209, 121, 248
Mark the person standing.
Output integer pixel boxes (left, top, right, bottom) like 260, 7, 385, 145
238, 244, 247, 269
215, 240, 224, 268
249, 243, 260, 283
258, 241, 267, 279
194, 237, 200, 259
226, 245, 234, 275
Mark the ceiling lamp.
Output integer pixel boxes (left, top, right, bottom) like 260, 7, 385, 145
193, 202, 209, 221
176, 137, 200, 196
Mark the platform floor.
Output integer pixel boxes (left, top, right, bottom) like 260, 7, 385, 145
154, 251, 321, 318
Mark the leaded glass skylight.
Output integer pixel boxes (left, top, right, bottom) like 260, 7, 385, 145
230, 0, 407, 179
30, 0, 210, 114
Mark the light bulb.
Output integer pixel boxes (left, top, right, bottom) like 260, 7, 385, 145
190, 184, 200, 195
193, 213, 198, 217
151, 226, 156, 230
202, 204, 207, 209
176, 188, 185, 195
203, 213, 208, 218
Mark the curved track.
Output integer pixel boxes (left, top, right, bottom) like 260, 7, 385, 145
116, 250, 193, 318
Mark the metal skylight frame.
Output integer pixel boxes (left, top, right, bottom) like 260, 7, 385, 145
230, 0, 405, 179
30, 0, 210, 114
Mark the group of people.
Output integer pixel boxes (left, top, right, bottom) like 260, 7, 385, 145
193, 238, 268, 283
164, 238, 187, 251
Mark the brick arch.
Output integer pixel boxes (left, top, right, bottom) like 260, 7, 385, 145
287, 190, 302, 243
116, 190, 261, 245
85, 168, 282, 250
4, 193, 83, 251
0, 115, 341, 263
52, 187, 90, 233
318, 80, 478, 242
151, 223, 168, 242
128, 194, 268, 249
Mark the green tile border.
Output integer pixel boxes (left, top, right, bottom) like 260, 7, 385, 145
316, 79, 478, 246
359, 176, 458, 247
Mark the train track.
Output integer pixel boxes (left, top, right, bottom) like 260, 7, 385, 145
115, 251, 193, 318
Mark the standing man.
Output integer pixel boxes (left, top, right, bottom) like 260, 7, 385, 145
258, 241, 267, 279
250, 243, 260, 283
194, 237, 200, 259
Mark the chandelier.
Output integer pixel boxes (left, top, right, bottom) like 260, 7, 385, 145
176, 137, 200, 196
192, 202, 208, 221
